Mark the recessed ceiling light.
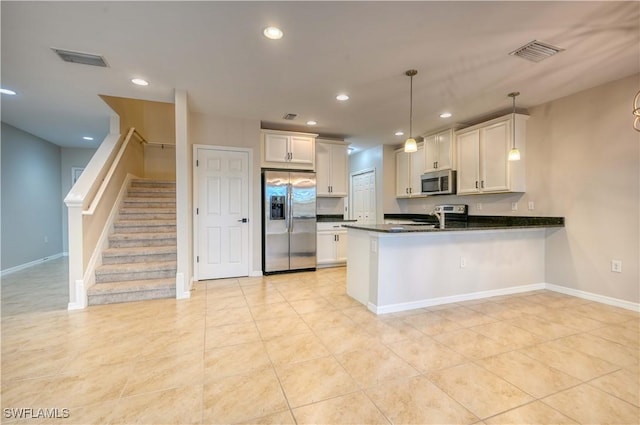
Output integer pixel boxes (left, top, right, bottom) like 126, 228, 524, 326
83, 136, 94, 141
306, 120, 317, 126
263, 26, 284, 40
131, 78, 149, 86
439, 112, 452, 118
0, 88, 17, 95
395, 131, 404, 136
336, 94, 349, 101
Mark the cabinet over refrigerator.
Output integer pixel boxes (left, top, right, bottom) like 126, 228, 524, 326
262, 170, 317, 274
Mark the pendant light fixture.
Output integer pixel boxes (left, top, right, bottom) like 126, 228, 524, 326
508, 91, 521, 161
404, 69, 418, 153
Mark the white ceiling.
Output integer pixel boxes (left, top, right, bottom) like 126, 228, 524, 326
2, 1, 639, 150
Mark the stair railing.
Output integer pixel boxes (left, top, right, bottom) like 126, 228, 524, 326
64, 127, 146, 309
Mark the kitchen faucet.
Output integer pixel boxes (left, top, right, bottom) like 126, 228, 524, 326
431, 209, 445, 229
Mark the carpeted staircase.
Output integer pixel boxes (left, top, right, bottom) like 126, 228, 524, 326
87, 179, 177, 305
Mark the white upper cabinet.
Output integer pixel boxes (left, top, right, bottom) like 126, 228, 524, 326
396, 144, 426, 198
456, 114, 528, 195
261, 130, 317, 170
316, 139, 348, 197
424, 129, 455, 172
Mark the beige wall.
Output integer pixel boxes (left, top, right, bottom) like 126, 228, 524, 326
188, 112, 262, 275
533, 74, 639, 303
100, 95, 176, 144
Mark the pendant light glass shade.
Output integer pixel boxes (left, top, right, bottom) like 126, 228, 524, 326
404, 70, 418, 153
404, 137, 417, 152
508, 92, 521, 162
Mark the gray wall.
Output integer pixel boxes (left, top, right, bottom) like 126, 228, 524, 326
60, 147, 97, 253
1, 123, 62, 270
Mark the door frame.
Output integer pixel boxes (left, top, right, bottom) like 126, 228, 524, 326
349, 167, 376, 222
192, 144, 254, 281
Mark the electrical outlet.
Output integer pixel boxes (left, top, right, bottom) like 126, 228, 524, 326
460, 257, 466, 268
476, 203, 483, 211
611, 260, 622, 273
370, 240, 377, 253
528, 201, 535, 210
44, 236, 48, 243
511, 202, 518, 211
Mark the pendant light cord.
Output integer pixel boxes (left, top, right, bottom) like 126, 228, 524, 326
512, 94, 516, 149
409, 74, 413, 138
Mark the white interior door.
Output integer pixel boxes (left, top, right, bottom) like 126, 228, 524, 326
350, 169, 376, 224
196, 148, 249, 279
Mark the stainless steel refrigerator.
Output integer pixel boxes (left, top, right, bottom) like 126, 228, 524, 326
262, 170, 317, 274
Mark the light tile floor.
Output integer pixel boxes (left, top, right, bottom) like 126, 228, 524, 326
1, 257, 639, 424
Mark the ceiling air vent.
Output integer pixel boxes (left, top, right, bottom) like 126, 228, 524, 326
509, 40, 564, 63
282, 113, 298, 120
52, 48, 109, 67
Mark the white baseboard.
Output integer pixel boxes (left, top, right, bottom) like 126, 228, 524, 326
62, 252, 69, 257
369, 283, 546, 314
366, 282, 640, 315
249, 270, 263, 277
545, 283, 640, 312
68, 279, 86, 310
176, 272, 191, 299
1, 253, 65, 277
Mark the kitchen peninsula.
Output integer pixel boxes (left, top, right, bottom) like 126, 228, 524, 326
344, 216, 564, 314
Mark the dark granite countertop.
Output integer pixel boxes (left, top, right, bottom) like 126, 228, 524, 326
317, 215, 357, 223
345, 215, 564, 233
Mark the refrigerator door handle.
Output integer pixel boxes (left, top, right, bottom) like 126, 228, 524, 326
286, 183, 292, 232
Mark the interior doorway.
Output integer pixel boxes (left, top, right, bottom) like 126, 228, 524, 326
349, 168, 376, 224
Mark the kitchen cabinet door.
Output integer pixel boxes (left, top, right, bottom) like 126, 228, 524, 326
316, 142, 348, 196
316, 232, 337, 265
396, 145, 425, 198
410, 144, 425, 196
481, 120, 510, 193
263, 133, 290, 163
395, 150, 411, 197
436, 129, 454, 170
335, 231, 348, 263
457, 130, 481, 194
289, 135, 315, 166
424, 134, 438, 172
329, 144, 348, 196
424, 129, 455, 172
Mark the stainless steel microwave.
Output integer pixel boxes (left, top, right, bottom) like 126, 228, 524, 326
421, 170, 456, 195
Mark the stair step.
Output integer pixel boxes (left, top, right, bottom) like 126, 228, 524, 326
130, 179, 176, 188
120, 207, 176, 214
125, 196, 176, 203
87, 278, 176, 306
95, 260, 177, 283
113, 220, 176, 233
109, 232, 176, 248
119, 212, 177, 221
128, 187, 176, 197
102, 245, 177, 264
